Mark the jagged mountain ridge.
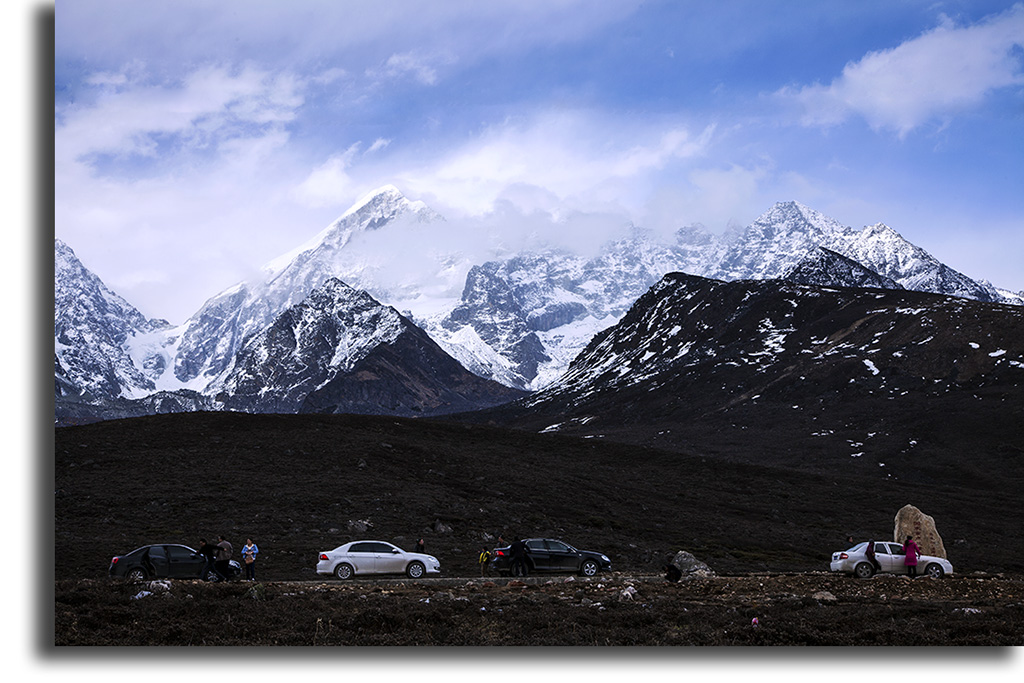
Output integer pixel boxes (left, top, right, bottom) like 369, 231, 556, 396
55, 187, 1023, 419
215, 277, 523, 416
54, 239, 171, 402
465, 273, 1024, 473
784, 247, 902, 290
172, 185, 444, 387
53, 252, 520, 424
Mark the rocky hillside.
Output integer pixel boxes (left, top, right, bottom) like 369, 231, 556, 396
466, 274, 1024, 481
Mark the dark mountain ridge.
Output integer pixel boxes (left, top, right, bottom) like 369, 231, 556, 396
462, 274, 1024, 484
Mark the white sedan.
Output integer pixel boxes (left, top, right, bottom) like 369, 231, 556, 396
316, 540, 441, 580
830, 541, 953, 579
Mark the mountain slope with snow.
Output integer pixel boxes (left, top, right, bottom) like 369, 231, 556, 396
54, 239, 171, 402
55, 187, 1023, 423
469, 272, 1024, 471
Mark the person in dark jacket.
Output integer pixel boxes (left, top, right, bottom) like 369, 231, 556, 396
866, 540, 881, 573
414, 538, 425, 553
198, 539, 220, 581
215, 535, 234, 581
509, 538, 529, 577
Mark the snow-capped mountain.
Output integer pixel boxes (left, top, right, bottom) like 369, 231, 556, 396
54, 239, 171, 402
425, 231, 687, 390
172, 185, 444, 387
215, 277, 523, 416
707, 201, 1002, 302
474, 273, 1024, 470
783, 247, 902, 290
55, 186, 1023, 423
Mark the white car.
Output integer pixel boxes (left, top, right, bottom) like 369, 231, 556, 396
830, 541, 953, 579
316, 540, 441, 580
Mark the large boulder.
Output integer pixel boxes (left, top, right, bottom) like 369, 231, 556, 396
893, 504, 947, 559
669, 551, 714, 577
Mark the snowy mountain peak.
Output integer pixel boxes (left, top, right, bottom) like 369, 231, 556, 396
265, 185, 442, 278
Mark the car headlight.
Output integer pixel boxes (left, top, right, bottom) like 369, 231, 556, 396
601, 555, 609, 562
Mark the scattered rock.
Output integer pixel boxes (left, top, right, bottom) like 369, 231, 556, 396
669, 550, 715, 577
432, 520, 453, 534
893, 504, 947, 559
346, 519, 373, 533
812, 591, 837, 602
244, 583, 266, 601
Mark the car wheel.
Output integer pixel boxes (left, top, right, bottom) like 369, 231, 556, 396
334, 563, 354, 580
204, 568, 220, 582
406, 561, 425, 579
126, 567, 147, 582
580, 559, 599, 577
853, 562, 875, 579
924, 563, 944, 579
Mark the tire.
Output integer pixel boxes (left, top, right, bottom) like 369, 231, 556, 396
854, 562, 875, 579
334, 563, 354, 580
125, 567, 147, 582
406, 561, 425, 579
204, 568, 220, 582
580, 559, 599, 577
924, 563, 944, 579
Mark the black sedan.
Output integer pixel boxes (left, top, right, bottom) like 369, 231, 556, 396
108, 544, 241, 582
490, 538, 611, 577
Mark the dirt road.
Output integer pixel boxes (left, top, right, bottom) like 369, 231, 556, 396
55, 571, 1024, 645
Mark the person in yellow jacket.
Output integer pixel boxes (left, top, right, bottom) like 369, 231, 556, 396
478, 546, 491, 576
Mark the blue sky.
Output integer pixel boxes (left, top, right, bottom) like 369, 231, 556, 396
53, 0, 1024, 322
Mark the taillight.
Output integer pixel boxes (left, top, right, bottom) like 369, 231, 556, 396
495, 550, 505, 556
839, 553, 848, 560
111, 557, 119, 565
319, 553, 328, 561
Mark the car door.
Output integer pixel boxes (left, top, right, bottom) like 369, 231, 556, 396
166, 544, 206, 578
885, 543, 906, 572
346, 542, 378, 575
870, 541, 892, 572
525, 539, 551, 571
373, 542, 406, 574
146, 545, 170, 577
544, 540, 580, 572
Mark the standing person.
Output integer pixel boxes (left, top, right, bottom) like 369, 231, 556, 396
414, 538, 425, 554
215, 535, 234, 581
198, 538, 220, 581
866, 540, 881, 573
241, 538, 259, 581
478, 546, 491, 577
509, 538, 529, 577
903, 536, 920, 577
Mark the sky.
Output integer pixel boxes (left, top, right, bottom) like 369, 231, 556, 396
53, 0, 1024, 324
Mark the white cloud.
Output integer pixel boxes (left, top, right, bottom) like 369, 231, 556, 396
368, 51, 456, 86
293, 147, 361, 208
396, 110, 714, 216
779, 5, 1024, 135
56, 63, 311, 167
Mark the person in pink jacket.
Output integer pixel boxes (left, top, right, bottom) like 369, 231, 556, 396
903, 536, 920, 577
